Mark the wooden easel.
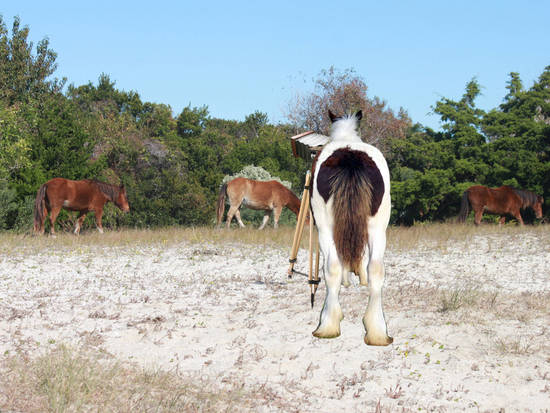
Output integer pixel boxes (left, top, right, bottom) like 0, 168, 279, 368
287, 171, 321, 307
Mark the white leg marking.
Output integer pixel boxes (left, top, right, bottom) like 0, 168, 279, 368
313, 231, 344, 338
258, 213, 269, 230
363, 229, 392, 346
235, 210, 246, 228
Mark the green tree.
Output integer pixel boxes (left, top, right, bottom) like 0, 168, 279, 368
0, 16, 64, 105
177, 105, 209, 138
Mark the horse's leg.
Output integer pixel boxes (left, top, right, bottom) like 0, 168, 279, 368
272, 206, 282, 229
474, 208, 483, 225
342, 271, 351, 287
512, 209, 524, 225
363, 228, 392, 346
225, 205, 238, 228
48, 206, 61, 236
354, 242, 370, 286
258, 211, 270, 230
40, 205, 48, 235
234, 209, 245, 228
94, 209, 104, 234
498, 216, 506, 225
313, 231, 344, 339
74, 212, 87, 235
225, 207, 235, 228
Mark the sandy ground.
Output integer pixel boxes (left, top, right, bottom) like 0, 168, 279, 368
1, 228, 549, 412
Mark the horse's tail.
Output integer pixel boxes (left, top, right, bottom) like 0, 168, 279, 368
216, 182, 227, 227
457, 190, 470, 223
330, 152, 373, 272
34, 183, 48, 233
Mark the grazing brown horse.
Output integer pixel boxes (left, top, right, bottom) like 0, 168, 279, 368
216, 177, 301, 229
34, 178, 130, 235
458, 185, 543, 225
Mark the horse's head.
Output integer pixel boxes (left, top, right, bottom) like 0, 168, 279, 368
534, 196, 544, 219
328, 110, 363, 142
116, 185, 130, 213
328, 109, 362, 123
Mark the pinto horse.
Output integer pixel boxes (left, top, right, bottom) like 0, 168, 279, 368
310, 110, 393, 346
458, 185, 543, 225
34, 178, 130, 235
216, 177, 301, 229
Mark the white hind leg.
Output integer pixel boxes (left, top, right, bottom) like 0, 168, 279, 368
234, 210, 245, 228
258, 211, 270, 230
313, 232, 344, 339
363, 228, 392, 346
342, 271, 351, 287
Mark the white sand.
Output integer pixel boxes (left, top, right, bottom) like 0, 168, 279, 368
1, 230, 549, 411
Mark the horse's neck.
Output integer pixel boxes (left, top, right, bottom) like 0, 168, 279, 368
95, 182, 117, 202
285, 190, 301, 214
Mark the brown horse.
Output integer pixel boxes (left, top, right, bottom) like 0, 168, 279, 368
216, 177, 301, 229
34, 178, 130, 235
458, 185, 543, 225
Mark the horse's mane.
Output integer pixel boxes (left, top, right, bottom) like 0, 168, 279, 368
85, 179, 121, 202
509, 187, 540, 207
330, 114, 362, 143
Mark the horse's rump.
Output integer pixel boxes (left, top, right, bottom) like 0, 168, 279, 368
317, 148, 384, 271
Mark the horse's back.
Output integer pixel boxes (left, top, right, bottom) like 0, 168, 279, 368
44, 178, 100, 209
467, 185, 521, 214
228, 177, 286, 203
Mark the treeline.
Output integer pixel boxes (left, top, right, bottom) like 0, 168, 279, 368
389, 73, 550, 224
0, 16, 549, 231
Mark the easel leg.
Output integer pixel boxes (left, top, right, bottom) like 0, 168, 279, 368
287, 171, 311, 277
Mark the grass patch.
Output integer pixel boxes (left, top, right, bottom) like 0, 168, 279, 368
386, 222, 550, 251
494, 337, 536, 355
437, 288, 480, 313
0, 226, 305, 254
0, 345, 289, 413
1, 222, 548, 254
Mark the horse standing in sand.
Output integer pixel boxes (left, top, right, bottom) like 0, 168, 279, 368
458, 185, 543, 225
216, 177, 301, 229
34, 178, 130, 235
310, 110, 393, 346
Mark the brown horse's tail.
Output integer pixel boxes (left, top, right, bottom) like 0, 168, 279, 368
330, 152, 373, 272
216, 182, 227, 227
34, 183, 47, 233
457, 190, 470, 223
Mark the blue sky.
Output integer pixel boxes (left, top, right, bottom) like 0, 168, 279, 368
2, 1, 549, 129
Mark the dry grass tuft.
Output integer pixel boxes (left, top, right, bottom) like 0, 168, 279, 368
494, 337, 536, 355
437, 287, 480, 313
0, 345, 291, 413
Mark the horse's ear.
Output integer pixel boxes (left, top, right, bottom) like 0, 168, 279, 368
355, 110, 362, 122
328, 110, 338, 123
